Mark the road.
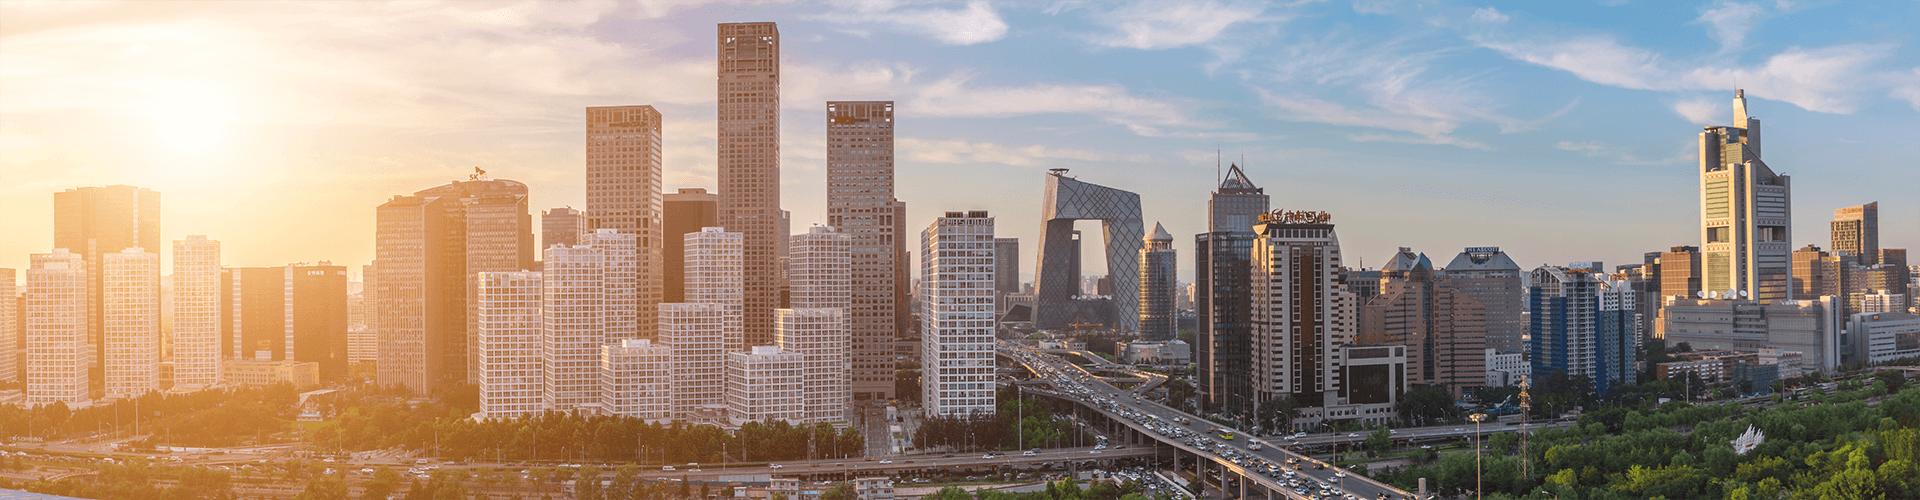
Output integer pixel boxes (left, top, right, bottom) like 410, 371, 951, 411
1003, 341, 1418, 500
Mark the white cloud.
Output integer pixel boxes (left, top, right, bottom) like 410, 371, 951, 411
899, 137, 1124, 166
1474, 31, 1893, 114
1890, 68, 1920, 112
1554, 140, 1692, 165
1671, 97, 1728, 124
1693, 1, 1767, 53
1088, 1, 1267, 50
812, 1, 1008, 45
907, 72, 1206, 136
1471, 7, 1510, 24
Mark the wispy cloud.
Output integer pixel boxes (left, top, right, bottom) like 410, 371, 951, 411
1555, 140, 1692, 165
899, 137, 1138, 166
907, 72, 1207, 136
1084, 1, 1269, 50
1692, 1, 1768, 54
1671, 96, 1729, 125
811, 0, 1008, 45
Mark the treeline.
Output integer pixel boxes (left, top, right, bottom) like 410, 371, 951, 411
919, 479, 1164, 500
0, 384, 300, 447
913, 390, 1090, 452
310, 405, 864, 463
1372, 381, 1920, 499
5, 462, 235, 500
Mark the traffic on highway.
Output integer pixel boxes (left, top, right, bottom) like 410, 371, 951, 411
1001, 340, 1420, 500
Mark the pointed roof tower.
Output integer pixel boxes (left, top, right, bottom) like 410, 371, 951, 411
1219, 163, 1261, 193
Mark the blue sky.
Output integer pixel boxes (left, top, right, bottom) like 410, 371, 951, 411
1, 0, 1915, 281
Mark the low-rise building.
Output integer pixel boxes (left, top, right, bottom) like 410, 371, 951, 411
1122, 340, 1191, 365
1758, 348, 1805, 380
725, 346, 805, 425
224, 360, 320, 388
1485, 349, 1529, 387
601, 339, 671, 421
1656, 297, 1845, 372
1849, 312, 1920, 364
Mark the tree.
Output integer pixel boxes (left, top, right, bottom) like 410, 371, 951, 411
1877, 370, 1907, 392
1397, 385, 1458, 426
363, 466, 402, 500
1365, 427, 1391, 452
819, 483, 855, 500
1255, 395, 1297, 433
293, 474, 351, 500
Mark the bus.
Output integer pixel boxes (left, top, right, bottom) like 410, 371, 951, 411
1217, 429, 1236, 441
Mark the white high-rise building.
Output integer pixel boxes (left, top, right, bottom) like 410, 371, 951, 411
582, 229, 639, 341
1, 268, 17, 384
1248, 212, 1359, 405
919, 211, 996, 417
103, 247, 159, 399
725, 345, 805, 424
784, 225, 851, 424
542, 244, 607, 411
685, 227, 744, 350
477, 271, 543, 419
664, 302, 728, 416
27, 249, 89, 406
172, 236, 221, 389
600, 338, 671, 420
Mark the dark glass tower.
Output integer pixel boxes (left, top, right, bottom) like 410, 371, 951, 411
1195, 164, 1267, 414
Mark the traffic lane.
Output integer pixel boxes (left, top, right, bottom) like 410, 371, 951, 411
629, 447, 1156, 480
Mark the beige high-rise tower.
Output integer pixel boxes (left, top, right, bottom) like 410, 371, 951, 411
1699, 89, 1791, 301
585, 105, 663, 339
718, 22, 782, 348
826, 100, 902, 401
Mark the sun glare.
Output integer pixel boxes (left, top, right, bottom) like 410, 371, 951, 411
145, 80, 235, 154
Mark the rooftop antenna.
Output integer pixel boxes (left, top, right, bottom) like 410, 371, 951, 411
1216, 146, 1222, 187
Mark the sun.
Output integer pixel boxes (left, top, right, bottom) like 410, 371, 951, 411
145, 80, 235, 154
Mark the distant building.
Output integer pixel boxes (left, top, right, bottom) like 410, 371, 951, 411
1485, 349, 1528, 387
1659, 246, 1705, 301
171, 236, 221, 390
0, 269, 15, 384
718, 22, 785, 349
1362, 248, 1488, 397
1849, 312, 1920, 364
541, 207, 584, 251
920, 211, 996, 417
1699, 90, 1791, 302
1529, 266, 1638, 394
664, 227, 742, 417
725, 346, 805, 424
1445, 247, 1526, 353
1138, 223, 1178, 341
1250, 209, 1362, 412
1657, 296, 1844, 372
825, 101, 906, 402
783, 225, 851, 424
1122, 340, 1191, 365
663, 188, 719, 304
600, 339, 671, 420
584, 105, 664, 341
55, 184, 161, 395
223, 359, 319, 388
1037, 171, 1142, 332
1831, 202, 1879, 266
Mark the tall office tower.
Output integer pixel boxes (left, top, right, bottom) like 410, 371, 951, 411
27, 250, 90, 405
1700, 89, 1792, 301
664, 188, 720, 304
1530, 266, 1637, 394
102, 248, 159, 399
1660, 246, 1705, 301
685, 228, 745, 351
476, 271, 543, 420
717, 22, 783, 348
541, 244, 607, 411
0, 269, 14, 384
1595, 275, 1639, 393
663, 302, 727, 416
1832, 202, 1879, 266
726, 346, 806, 424
1037, 171, 1143, 331
356, 264, 378, 364
1249, 210, 1357, 409
171, 236, 221, 389
600, 338, 671, 420
54, 185, 160, 395
374, 179, 534, 394
585, 105, 664, 339
1442, 247, 1526, 353
1138, 223, 1178, 341
994, 238, 1020, 296
920, 211, 996, 417
1631, 252, 1664, 342
1196, 164, 1268, 413
223, 264, 349, 379
785, 225, 851, 423
1792, 245, 1843, 300
1361, 248, 1488, 397
824, 101, 901, 401
541, 207, 584, 252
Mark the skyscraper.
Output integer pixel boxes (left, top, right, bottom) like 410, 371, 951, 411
1659, 246, 1704, 301
583, 230, 639, 342
994, 238, 1020, 297
1037, 171, 1143, 331
825, 100, 901, 401
171, 236, 221, 389
920, 211, 996, 417
1530, 266, 1639, 394
1443, 247, 1525, 353
1362, 248, 1488, 397
27, 249, 89, 405
374, 179, 534, 394
0, 269, 15, 384
1700, 89, 1791, 302
476, 271, 542, 419
221, 264, 349, 379
585, 105, 664, 338
784, 225, 851, 423
1249, 210, 1357, 409
541, 207, 584, 252
664, 188, 720, 304
717, 22, 783, 348
102, 248, 159, 399
1832, 202, 1879, 266
665, 227, 744, 417
1196, 164, 1267, 414
684, 228, 744, 352
1137, 223, 1177, 341
54, 184, 160, 395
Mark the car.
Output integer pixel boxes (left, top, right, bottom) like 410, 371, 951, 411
1455, 428, 1464, 432
879, 460, 893, 464
1089, 450, 1103, 454
1349, 433, 1359, 438
942, 454, 955, 458
984, 455, 996, 459
769, 464, 783, 469
662, 466, 675, 471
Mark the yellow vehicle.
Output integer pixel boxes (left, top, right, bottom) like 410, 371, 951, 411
1217, 430, 1236, 440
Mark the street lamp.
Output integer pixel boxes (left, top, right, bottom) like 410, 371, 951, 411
1470, 413, 1489, 500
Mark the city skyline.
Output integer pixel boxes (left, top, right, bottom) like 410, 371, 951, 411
4, 1, 1916, 282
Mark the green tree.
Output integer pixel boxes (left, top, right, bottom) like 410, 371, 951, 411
294, 474, 350, 500
1365, 427, 1392, 452
819, 483, 855, 500
364, 466, 402, 500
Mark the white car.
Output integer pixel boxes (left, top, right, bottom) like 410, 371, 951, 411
769, 464, 783, 469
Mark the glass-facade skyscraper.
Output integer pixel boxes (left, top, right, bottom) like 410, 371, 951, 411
1699, 89, 1791, 302
1196, 164, 1267, 414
